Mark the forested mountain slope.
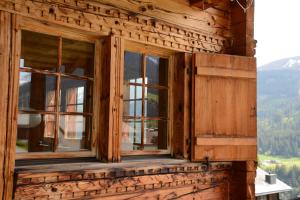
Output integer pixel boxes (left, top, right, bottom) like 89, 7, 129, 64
258, 56, 300, 157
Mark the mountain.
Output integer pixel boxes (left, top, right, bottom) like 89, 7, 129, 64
258, 56, 300, 157
259, 56, 300, 71
258, 57, 300, 100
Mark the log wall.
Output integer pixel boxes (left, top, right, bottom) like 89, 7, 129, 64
14, 162, 232, 200
0, 0, 256, 199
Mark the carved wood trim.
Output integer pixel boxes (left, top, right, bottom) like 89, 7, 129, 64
0, 0, 231, 53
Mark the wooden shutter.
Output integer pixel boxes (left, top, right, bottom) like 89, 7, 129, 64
192, 53, 257, 161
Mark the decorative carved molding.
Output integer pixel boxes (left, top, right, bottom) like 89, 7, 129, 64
0, 0, 230, 53
14, 162, 231, 199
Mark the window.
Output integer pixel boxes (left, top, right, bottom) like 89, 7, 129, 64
122, 51, 169, 154
16, 30, 94, 154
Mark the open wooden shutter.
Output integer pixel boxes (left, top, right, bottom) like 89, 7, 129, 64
192, 53, 257, 161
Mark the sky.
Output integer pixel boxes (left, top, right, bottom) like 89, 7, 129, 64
254, 0, 300, 67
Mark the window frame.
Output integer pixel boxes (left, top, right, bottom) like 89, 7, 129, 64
15, 19, 101, 160
121, 41, 175, 156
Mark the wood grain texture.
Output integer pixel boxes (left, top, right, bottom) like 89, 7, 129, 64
14, 161, 232, 199
172, 53, 191, 159
0, 11, 11, 200
0, 0, 231, 54
99, 36, 124, 162
1, 13, 21, 200
192, 53, 257, 162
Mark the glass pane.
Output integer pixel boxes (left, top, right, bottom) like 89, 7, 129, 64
61, 39, 94, 77
123, 84, 142, 117
146, 56, 168, 86
124, 51, 143, 84
144, 120, 168, 150
18, 72, 56, 111
57, 115, 91, 152
16, 114, 55, 153
60, 78, 93, 113
121, 120, 142, 151
21, 30, 58, 71
145, 87, 168, 118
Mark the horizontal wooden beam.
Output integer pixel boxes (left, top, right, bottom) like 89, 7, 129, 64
190, 0, 224, 9
196, 137, 257, 146
196, 67, 256, 79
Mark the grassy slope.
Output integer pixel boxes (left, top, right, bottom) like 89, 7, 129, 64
259, 154, 300, 168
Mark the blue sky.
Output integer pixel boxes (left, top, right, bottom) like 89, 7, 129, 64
254, 0, 300, 66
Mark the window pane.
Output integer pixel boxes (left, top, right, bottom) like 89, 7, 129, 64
57, 115, 91, 151
145, 87, 168, 118
124, 51, 143, 84
146, 56, 168, 86
144, 120, 168, 150
123, 84, 142, 117
16, 114, 55, 153
121, 120, 142, 151
18, 72, 56, 111
21, 30, 58, 72
61, 39, 94, 77
60, 78, 93, 113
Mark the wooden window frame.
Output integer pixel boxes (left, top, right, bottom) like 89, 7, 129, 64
15, 18, 101, 160
121, 41, 175, 156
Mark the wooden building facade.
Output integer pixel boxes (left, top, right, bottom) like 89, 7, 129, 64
0, 0, 257, 199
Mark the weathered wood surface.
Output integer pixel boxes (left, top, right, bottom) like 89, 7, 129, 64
172, 53, 191, 159
192, 53, 257, 162
99, 36, 124, 162
0, 0, 231, 54
0, 11, 20, 200
0, 11, 11, 200
14, 161, 232, 199
230, 0, 256, 56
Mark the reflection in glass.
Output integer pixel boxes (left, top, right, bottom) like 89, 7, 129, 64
144, 120, 168, 150
146, 56, 168, 86
57, 115, 91, 152
18, 72, 56, 111
16, 114, 55, 152
121, 120, 142, 151
21, 30, 58, 71
61, 39, 94, 77
145, 88, 168, 118
124, 51, 143, 84
60, 78, 93, 113
123, 84, 143, 117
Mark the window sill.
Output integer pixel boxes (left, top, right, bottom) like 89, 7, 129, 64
14, 158, 232, 189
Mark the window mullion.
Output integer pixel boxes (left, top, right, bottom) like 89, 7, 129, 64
54, 37, 62, 152
141, 54, 146, 150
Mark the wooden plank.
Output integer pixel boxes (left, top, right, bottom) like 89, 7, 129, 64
0, 0, 230, 54
111, 36, 124, 162
0, 10, 11, 200
192, 53, 257, 162
194, 145, 257, 161
196, 137, 256, 146
3, 13, 20, 200
172, 53, 191, 158
196, 67, 256, 79
194, 53, 256, 71
99, 36, 124, 162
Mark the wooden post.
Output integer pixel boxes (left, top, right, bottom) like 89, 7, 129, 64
230, 0, 255, 57
0, 12, 20, 200
172, 53, 191, 159
99, 35, 124, 162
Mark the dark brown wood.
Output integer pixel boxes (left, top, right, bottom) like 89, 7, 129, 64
172, 53, 191, 159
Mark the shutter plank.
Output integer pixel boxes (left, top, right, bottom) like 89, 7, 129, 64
192, 53, 257, 162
